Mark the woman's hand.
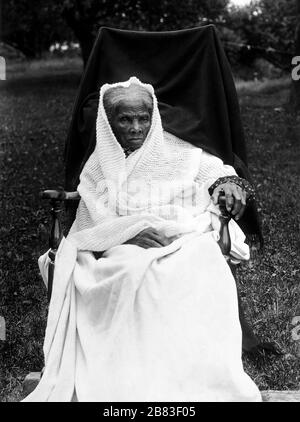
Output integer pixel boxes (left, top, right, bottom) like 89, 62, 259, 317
211, 182, 247, 220
124, 228, 177, 249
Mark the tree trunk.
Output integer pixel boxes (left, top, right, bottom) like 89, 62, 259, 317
78, 35, 95, 67
61, 6, 95, 67
290, 0, 300, 111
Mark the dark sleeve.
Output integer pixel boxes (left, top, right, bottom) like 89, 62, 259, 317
208, 175, 256, 201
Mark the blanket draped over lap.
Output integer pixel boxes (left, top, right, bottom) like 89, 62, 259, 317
23, 78, 262, 402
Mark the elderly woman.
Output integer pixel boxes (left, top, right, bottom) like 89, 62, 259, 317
24, 77, 261, 402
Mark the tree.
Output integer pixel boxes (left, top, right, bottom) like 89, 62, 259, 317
2, 0, 73, 58
225, 0, 297, 71
2, 0, 229, 64
60, 0, 229, 66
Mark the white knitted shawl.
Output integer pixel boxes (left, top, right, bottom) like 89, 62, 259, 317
68, 77, 237, 252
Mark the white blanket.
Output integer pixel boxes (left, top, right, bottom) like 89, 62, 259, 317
24, 229, 261, 402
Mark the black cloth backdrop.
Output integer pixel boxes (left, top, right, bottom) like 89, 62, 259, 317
64, 24, 262, 241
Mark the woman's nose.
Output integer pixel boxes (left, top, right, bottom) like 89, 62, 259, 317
130, 119, 142, 133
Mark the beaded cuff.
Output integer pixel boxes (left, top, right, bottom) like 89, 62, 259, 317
208, 175, 256, 201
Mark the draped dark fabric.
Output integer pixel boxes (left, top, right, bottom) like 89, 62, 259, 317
64, 24, 262, 240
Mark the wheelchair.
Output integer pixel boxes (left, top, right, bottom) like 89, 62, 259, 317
24, 24, 280, 397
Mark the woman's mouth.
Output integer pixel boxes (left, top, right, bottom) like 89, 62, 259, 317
128, 138, 143, 144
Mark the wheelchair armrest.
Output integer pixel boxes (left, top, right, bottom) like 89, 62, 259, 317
40, 190, 80, 201
217, 194, 232, 259
40, 189, 81, 301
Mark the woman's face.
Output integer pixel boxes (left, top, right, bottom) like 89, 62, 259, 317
109, 97, 152, 152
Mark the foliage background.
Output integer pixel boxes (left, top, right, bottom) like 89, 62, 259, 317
1, 0, 298, 71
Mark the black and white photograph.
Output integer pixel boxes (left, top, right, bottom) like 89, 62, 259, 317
0, 0, 299, 404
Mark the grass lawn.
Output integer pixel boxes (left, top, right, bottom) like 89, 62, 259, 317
0, 59, 299, 401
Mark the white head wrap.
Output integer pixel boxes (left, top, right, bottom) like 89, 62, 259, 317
94, 77, 164, 200
103, 81, 153, 123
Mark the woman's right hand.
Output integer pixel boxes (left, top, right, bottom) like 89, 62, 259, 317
124, 228, 177, 249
